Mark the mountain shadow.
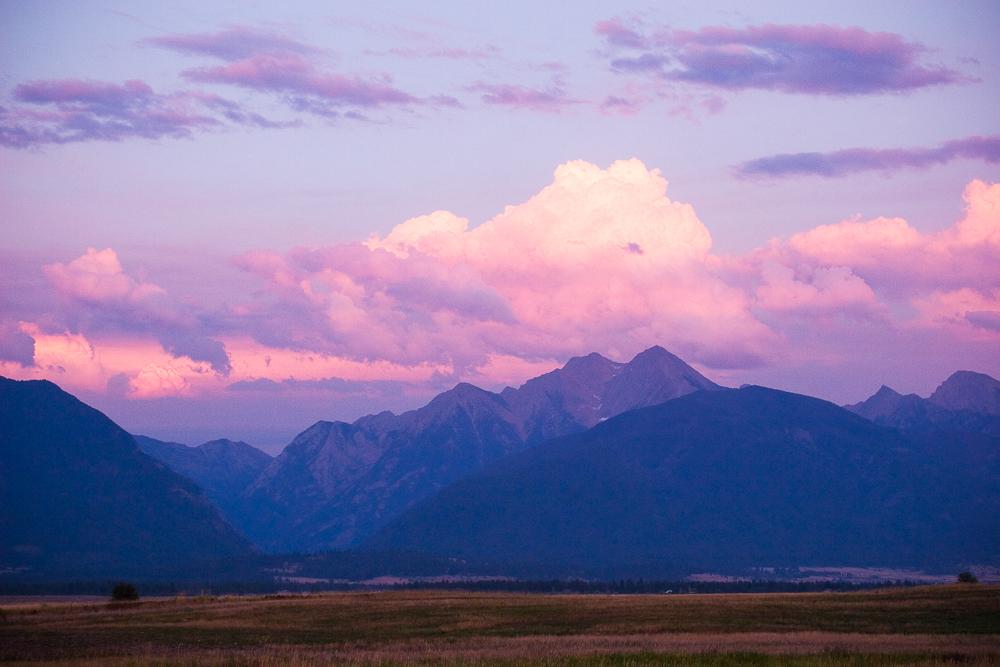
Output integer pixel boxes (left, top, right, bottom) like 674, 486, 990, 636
368, 386, 999, 575
134, 435, 272, 530
0, 377, 253, 579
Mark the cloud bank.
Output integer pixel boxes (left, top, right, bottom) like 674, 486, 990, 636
2, 160, 997, 406
42, 248, 232, 375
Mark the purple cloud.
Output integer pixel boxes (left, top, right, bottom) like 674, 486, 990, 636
159, 333, 232, 375
189, 91, 299, 129
1, 79, 285, 148
143, 26, 316, 61
599, 95, 643, 116
468, 82, 581, 112
144, 27, 428, 117
0, 322, 35, 366
39, 248, 233, 374
2, 79, 215, 147
966, 310, 1000, 332
594, 18, 648, 49
386, 277, 516, 324
16, 79, 155, 106
736, 135, 1000, 178
384, 45, 501, 61
229, 241, 521, 368
609, 53, 669, 73
597, 20, 965, 96
183, 54, 419, 111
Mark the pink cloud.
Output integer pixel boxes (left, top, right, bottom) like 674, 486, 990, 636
183, 53, 419, 113
128, 364, 191, 398
237, 159, 775, 372
594, 18, 648, 50
719, 178, 1000, 378
231, 240, 521, 369
771, 180, 1000, 294
143, 26, 317, 61
7, 324, 102, 390
43, 249, 232, 374
913, 288, 1000, 338
44, 248, 165, 304
0, 326, 219, 399
145, 27, 429, 117
754, 263, 883, 317
598, 95, 644, 116
596, 81, 712, 119
7, 161, 997, 406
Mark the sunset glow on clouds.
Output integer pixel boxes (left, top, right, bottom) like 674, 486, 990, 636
3, 160, 997, 411
2, 2, 998, 447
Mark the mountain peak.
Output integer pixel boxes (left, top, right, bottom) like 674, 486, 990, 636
629, 345, 675, 363
625, 346, 710, 377
939, 370, 997, 386
423, 382, 503, 415
562, 351, 615, 372
844, 384, 915, 420
196, 438, 272, 466
199, 438, 249, 452
622, 345, 717, 383
929, 370, 1000, 415
599, 346, 721, 418
448, 381, 493, 398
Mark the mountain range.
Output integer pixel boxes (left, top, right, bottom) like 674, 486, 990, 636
845, 371, 1000, 434
239, 346, 722, 552
2, 346, 998, 581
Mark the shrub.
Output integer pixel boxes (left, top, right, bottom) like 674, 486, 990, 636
111, 582, 139, 601
957, 571, 978, 584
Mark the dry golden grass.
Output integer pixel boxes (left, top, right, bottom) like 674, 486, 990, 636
2, 585, 997, 665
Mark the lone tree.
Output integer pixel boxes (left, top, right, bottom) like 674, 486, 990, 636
111, 582, 139, 601
957, 571, 978, 584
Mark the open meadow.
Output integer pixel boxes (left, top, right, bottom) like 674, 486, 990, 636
1, 584, 998, 666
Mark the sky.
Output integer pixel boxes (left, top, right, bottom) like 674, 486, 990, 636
1, 0, 998, 452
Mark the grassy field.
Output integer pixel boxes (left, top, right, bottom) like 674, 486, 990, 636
1, 585, 997, 665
